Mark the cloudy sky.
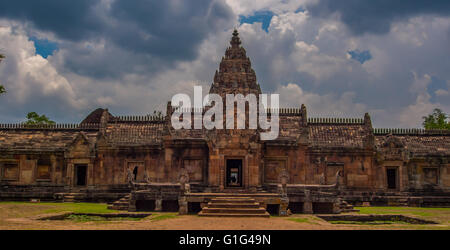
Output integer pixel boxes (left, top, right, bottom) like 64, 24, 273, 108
0, 0, 449, 128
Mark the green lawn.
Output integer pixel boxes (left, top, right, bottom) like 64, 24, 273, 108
355, 206, 450, 217
0, 201, 114, 217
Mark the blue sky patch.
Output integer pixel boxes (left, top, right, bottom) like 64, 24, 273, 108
348, 50, 372, 64
428, 76, 449, 102
239, 11, 275, 33
295, 6, 306, 13
30, 37, 58, 58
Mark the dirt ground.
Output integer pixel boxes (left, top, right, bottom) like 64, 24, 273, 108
0, 202, 449, 230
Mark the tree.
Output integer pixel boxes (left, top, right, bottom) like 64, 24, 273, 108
24, 112, 56, 125
422, 108, 450, 130
0, 53, 4, 94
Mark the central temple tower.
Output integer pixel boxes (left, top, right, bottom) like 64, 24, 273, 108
206, 30, 263, 191
209, 29, 262, 98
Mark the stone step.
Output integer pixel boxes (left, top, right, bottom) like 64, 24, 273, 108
198, 211, 270, 218
201, 207, 267, 214
107, 194, 131, 211
113, 202, 129, 206
210, 198, 256, 203
207, 202, 260, 208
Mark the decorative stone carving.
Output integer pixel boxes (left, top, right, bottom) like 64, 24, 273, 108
144, 171, 151, 184
126, 168, 136, 190
278, 169, 289, 198
179, 168, 190, 194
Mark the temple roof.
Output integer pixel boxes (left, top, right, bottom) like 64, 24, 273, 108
0, 130, 97, 152
309, 123, 370, 149
375, 134, 450, 157
104, 122, 164, 146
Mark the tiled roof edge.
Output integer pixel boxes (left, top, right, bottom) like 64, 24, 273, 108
0, 123, 100, 130
373, 128, 450, 135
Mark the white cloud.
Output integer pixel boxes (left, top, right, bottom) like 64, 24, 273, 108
1, 2, 450, 129
277, 83, 367, 117
0, 25, 85, 122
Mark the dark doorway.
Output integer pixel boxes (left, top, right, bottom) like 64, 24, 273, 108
313, 202, 334, 214
162, 200, 179, 212
288, 202, 304, 214
387, 168, 397, 189
136, 200, 155, 211
75, 165, 87, 186
266, 204, 279, 215
133, 166, 138, 181
188, 202, 202, 214
226, 159, 242, 187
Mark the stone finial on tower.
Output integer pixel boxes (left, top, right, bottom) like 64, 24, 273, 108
230, 29, 241, 48
214, 70, 219, 83
364, 112, 372, 128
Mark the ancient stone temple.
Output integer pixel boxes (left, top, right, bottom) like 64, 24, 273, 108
1, 30, 449, 215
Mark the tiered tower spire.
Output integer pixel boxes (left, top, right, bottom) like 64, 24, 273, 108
209, 29, 262, 98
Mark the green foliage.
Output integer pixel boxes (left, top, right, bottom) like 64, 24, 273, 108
422, 108, 450, 130
24, 112, 56, 125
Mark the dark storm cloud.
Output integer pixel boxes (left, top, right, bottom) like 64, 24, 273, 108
308, 0, 450, 35
0, 0, 103, 40
109, 0, 233, 60
0, 0, 235, 79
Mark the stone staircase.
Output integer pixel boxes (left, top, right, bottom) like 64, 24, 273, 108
107, 194, 131, 211
339, 200, 359, 213
198, 196, 270, 217
55, 193, 85, 203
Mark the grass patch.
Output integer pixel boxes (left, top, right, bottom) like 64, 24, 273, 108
150, 213, 178, 221
0, 202, 115, 219
329, 220, 410, 225
354, 207, 450, 217
66, 214, 141, 222
288, 216, 320, 225
288, 218, 311, 223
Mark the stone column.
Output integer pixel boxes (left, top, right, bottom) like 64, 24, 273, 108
219, 155, 225, 191
279, 197, 289, 216
303, 190, 313, 214
178, 196, 188, 215
332, 198, 341, 214
155, 198, 162, 211
128, 192, 136, 212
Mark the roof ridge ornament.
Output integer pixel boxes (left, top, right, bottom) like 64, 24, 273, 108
230, 29, 241, 48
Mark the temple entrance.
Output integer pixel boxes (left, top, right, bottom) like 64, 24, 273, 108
386, 168, 397, 189
75, 164, 87, 186
226, 159, 243, 187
